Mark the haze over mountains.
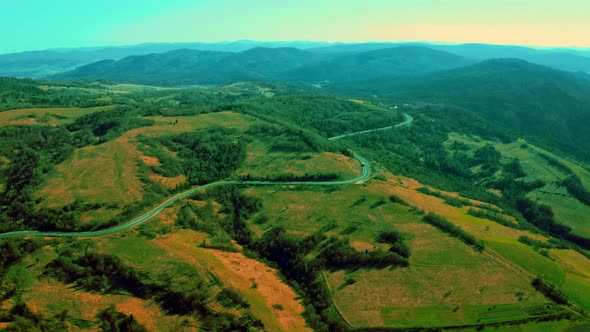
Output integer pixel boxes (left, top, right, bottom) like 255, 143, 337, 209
53, 46, 474, 85
0, 41, 330, 78
1, 41, 590, 80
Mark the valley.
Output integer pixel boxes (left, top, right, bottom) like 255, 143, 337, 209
1, 43, 590, 332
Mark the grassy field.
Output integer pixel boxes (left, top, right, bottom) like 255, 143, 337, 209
382, 169, 590, 312
455, 319, 590, 332
237, 139, 359, 180
551, 249, 590, 311
245, 184, 418, 247
38, 83, 171, 95
245, 171, 557, 328
145, 111, 257, 135
3, 243, 191, 331
446, 133, 590, 239
3, 208, 310, 331
151, 231, 311, 332
93, 223, 310, 332
0, 106, 114, 127
7, 107, 590, 330
501, 141, 590, 239
243, 161, 590, 328
35, 111, 256, 209
36, 130, 145, 207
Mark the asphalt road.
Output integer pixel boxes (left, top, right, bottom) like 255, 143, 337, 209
327, 113, 413, 141
0, 113, 412, 239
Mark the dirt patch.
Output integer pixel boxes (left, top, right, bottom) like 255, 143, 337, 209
351, 241, 375, 252
140, 154, 161, 166
156, 206, 178, 227
116, 297, 197, 331
149, 174, 187, 189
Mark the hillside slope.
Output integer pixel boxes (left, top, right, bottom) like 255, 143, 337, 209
332, 59, 590, 160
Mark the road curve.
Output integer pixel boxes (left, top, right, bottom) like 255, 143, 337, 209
0, 114, 411, 239
327, 113, 413, 141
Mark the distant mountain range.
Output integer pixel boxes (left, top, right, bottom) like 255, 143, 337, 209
1, 41, 589, 80
278, 46, 471, 82
0, 41, 330, 79
53, 47, 330, 85
53, 45, 472, 85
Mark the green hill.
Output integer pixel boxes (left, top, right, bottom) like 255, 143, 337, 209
279, 45, 471, 82
332, 59, 590, 161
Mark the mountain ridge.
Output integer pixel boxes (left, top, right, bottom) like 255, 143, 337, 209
2, 41, 589, 79
53, 45, 471, 85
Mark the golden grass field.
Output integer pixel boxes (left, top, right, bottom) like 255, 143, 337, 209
93, 222, 310, 332
5, 243, 193, 331
4, 217, 310, 331
152, 231, 310, 332
35, 111, 256, 209
237, 140, 359, 180
0, 106, 114, 127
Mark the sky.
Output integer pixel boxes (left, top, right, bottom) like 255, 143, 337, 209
1, 0, 589, 53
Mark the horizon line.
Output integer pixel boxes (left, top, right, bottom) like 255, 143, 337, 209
2, 39, 589, 56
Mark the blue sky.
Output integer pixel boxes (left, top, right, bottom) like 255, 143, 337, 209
1, 0, 589, 53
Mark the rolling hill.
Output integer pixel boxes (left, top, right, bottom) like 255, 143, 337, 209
54, 49, 233, 85
332, 59, 590, 161
278, 45, 472, 82
309, 42, 590, 74
429, 43, 590, 73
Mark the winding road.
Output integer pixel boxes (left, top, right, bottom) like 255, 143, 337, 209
328, 113, 413, 141
0, 113, 413, 239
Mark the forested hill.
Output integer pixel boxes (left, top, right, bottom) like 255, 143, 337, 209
53, 46, 469, 85
53, 47, 328, 85
277, 46, 471, 82
332, 59, 590, 160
